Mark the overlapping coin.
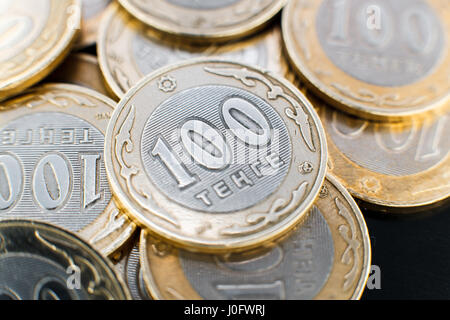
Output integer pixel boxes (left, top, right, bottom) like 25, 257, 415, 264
98, 3, 287, 99
140, 175, 371, 300
117, 0, 287, 42
283, 0, 450, 121
105, 59, 327, 252
0, 84, 136, 256
0, 220, 130, 300
0, 0, 81, 102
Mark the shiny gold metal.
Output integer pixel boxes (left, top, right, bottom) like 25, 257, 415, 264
0, 0, 81, 102
140, 175, 371, 300
46, 53, 112, 98
105, 59, 327, 253
98, 3, 289, 99
282, 0, 450, 121
312, 91, 450, 212
0, 84, 136, 256
117, 0, 287, 43
76, 0, 112, 48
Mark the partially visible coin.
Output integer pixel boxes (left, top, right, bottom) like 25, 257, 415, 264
315, 94, 450, 212
98, 3, 288, 98
0, 0, 81, 102
47, 53, 112, 98
283, 0, 450, 121
76, 0, 112, 48
0, 84, 136, 256
105, 59, 327, 252
0, 220, 130, 300
113, 235, 152, 300
117, 0, 286, 42
140, 175, 371, 300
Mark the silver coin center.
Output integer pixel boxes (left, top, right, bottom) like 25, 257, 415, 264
165, 0, 240, 10
0, 112, 112, 232
179, 206, 334, 299
326, 110, 450, 176
141, 85, 292, 213
316, 0, 445, 87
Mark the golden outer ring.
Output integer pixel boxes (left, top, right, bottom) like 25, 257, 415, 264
0, 83, 136, 256
0, 219, 132, 300
318, 105, 450, 212
282, 0, 450, 121
117, 0, 287, 43
105, 57, 327, 253
0, 0, 81, 102
139, 174, 371, 300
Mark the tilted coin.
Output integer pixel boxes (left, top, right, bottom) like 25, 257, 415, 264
283, 0, 450, 121
0, 84, 136, 256
140, 175, 371, 300
76, 0, 112, 48
105, 59, 327, 252
0, 0, 81, 102
46, 53, 112, 98
0, 220, 130, 300
98, 2, 288, 99
314, 94, 450, 211
113, 234, 152, 300
117, 0, 286, 42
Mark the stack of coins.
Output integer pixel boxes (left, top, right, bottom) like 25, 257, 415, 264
0, 0, 447, 300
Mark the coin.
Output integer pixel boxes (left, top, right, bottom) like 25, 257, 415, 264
46, 53, 112, 98
0, 220, 130, 300
117, 0, 286, 43
98, 3, 288, 99
0, 0, 81, 102
113, 235, 152, 300
0, 84, 136, 256
140, 175, 371, 300
76, 0, 112, 48
105, 59, 327, 252
314, 93, 450, 212
283, 0, 450, 121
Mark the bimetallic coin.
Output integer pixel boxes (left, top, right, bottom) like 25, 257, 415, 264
113, 235, 152, 300
76, 0, 112, 48
105, 59, 327, 252
117, 0, 286, 42
0, 220, 130, 300
283, 0, 450, 121
47, 53, 112, 98
0, 0, 81, 102
98, 3, 288, 99
140, 175, 371, 300
314, 94, 450, 211
0, 84, 136, 256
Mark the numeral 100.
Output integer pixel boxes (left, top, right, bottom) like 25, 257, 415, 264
0, 152, 101, 211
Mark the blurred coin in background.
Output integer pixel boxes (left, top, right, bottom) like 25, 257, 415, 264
47, 53, 112, 98
0, 0, 80, 102
140, 175, 371, 300
314, 94, 450, 212
0, 220, 130, 300
283, 0, 450, 121
76, 0, 112, 48
117, 0, 286, 42
98, 3, 288, 99
105, 59, 327, 252
0, 84, 136, 256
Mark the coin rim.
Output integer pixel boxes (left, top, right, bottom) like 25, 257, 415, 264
104, 57, 327, 253
117, 0, 287, 42
282, 0, 450, 121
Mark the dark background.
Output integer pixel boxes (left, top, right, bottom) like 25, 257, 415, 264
361, 201, 450, 300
